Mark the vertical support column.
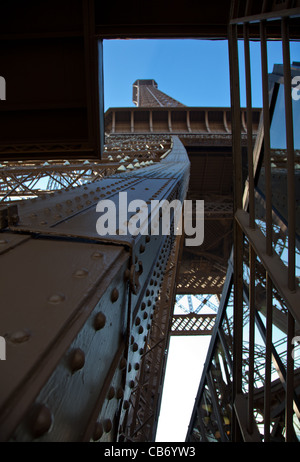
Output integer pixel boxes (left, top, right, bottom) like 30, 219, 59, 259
168, 110, 172, 132
264, 273, 273, 442
247, 244, 255, 435
243, 22, 255, 229
112, 111, 116, 134
228, 21, 244, 442
131, 111, 134, 133
281, 18, 296, 293
285, 311, 295, 441
149, 110, 153, 133
186, 110, 192, 133
260, 20, 273, 257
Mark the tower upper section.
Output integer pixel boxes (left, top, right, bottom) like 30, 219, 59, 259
132, 79, 185, 108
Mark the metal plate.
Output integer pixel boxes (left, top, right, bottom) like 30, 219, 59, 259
0, 237, 128, 440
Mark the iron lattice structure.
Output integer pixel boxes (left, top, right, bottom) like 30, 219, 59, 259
0, 0, 299, 445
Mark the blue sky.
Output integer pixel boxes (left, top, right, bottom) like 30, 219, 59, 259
103, 38, 300, 111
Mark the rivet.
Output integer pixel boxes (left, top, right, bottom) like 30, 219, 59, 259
7, 329, 31, 344
92, 422, 103, 441
30, 404, 53, 438
111, 288, 119, 303
116, 387, 124, 400
70, 348, 85, 372
129, 380, 135, 388
91, 251, 103, 259
138, 326, 144, 334
119, 357, 127, 370
73, 268, 89, 278
124, 269, 130, 281
103, 419, 112, 433
94, 312, 106, 330
47, 293, 65, 304
135, 317, 141, 326
123, 400, 130, 410
134, 363, 140, 371
132, 343, 138, 352
139, 244, 145, 253
107, 386, 115, 400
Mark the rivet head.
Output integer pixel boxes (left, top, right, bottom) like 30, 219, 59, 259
7, 329, 31, 344
92, 422, 103, 441
91, 251, 103, 260
30, 404, 53, 438
119, 357, 127, 370
107, 386, 115, 400
116, 387, 124, 400
132, 343, 138, 352
47, 294, 65, 304
124, 269, 130, 281
111, 288, 119, 303
94, 312, 106, 330
73, 268, 88, 278
123, 400, 130, 410
103, 419, 112, 433
69, 348, 85, 372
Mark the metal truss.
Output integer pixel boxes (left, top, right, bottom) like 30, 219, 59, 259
187, 3, 300, 443
0, 135, 189, 442
0, 134, 172, 202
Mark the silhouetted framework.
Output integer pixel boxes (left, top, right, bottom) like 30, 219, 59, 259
0, 0, 299, 444
186, 3, 300, 443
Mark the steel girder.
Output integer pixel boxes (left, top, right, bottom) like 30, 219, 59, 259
0, 135, 190, 442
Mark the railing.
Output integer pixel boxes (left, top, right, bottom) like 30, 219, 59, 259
187, 2, 300, 443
